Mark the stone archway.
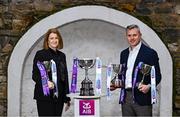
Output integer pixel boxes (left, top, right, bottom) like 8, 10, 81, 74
8, 5, 172, 116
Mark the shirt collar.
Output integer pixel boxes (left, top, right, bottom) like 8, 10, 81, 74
129, 41, 142, 52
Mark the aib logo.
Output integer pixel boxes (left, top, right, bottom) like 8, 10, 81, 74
79, 100, 95, 115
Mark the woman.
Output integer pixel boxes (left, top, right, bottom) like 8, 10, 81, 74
32, 28, 71, 116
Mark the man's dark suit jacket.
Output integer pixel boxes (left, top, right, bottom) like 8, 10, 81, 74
120, 43, 161, 106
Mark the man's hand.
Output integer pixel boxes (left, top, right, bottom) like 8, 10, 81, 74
65, 101, 71, 112
138, 84, 150, 94
110, 84, 117, 91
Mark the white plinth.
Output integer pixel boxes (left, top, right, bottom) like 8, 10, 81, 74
68, 93, 100, 117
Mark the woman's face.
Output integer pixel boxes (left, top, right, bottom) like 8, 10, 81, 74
48, 32, 59, 50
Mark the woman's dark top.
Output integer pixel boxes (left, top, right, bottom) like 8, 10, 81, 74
32, 48, 70, 103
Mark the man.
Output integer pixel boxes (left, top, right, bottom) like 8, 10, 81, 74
119, 24, 161, 116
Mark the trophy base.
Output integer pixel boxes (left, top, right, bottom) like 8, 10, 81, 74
79, 79, 94, 96
110, 78, 124, 89
80, 88, 94, 96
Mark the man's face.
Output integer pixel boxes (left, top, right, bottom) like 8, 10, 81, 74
126, 28, 141, 49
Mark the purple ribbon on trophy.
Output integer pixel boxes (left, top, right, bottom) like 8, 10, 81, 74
51, 60, 58, 97
131, 62, 144, 102
37, 61, 50, 96
119, 73, 125, 103
132, 65, 139, 102
95, 57, 102, 95
151, 66, 157, 104
132, 62, 157, 104
106, 64, 112, 100
70, 57, 78, 93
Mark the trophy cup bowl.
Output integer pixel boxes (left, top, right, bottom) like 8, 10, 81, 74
141, 64, 151, 76
112, 64, 121, 74
110, 64, 124, 91
138, 63, 152, 87
43, 61, 51, 72
78, 59, 95, 70
78, 58, 96, 96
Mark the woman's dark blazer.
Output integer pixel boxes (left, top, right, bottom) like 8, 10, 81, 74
32, 48, 70, 102
120, 43, 162, 105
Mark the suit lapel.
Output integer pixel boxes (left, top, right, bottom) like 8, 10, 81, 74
132, 43, 145, 79
124, 49, 129, 66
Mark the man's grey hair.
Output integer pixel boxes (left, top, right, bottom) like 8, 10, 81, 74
126, 24, 141, 33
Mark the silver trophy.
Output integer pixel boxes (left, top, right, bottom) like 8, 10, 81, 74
78, 58, 96, 96
110, 64, 124, 90
138, 63, 152, 86
43, 61, 51, 72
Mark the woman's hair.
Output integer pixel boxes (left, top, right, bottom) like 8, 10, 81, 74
43, 28, 63, 49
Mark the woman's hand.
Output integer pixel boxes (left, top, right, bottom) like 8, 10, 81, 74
65, 101, 71, 111
48, 81, 54, 89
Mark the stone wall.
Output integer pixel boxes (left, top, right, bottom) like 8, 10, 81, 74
0, 0, 179, 116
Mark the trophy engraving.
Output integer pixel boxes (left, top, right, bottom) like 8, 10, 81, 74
78, 58, 96, 96
110, 64, 124, 90
138, 63, 152, 86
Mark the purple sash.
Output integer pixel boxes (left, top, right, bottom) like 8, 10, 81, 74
37, 61, 50, 96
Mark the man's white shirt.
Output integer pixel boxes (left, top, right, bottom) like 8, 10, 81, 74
125, 41, 142, 89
